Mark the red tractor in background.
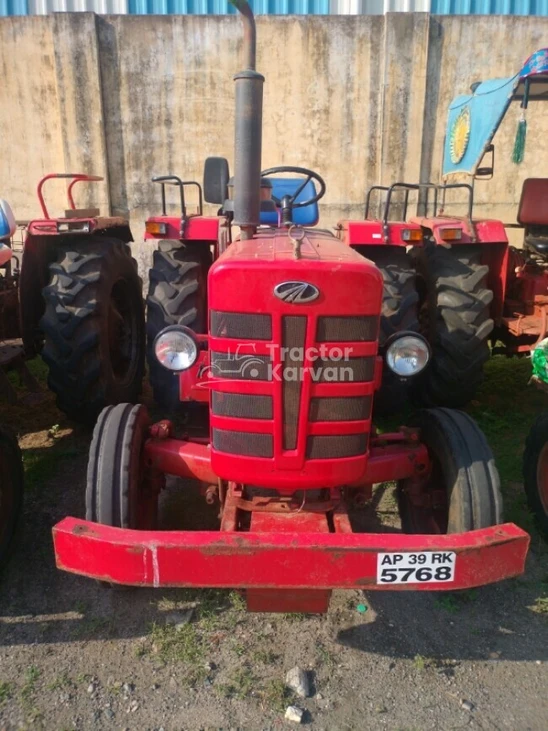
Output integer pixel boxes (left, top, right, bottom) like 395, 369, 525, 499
346, 49, 548, 412
13, 174, 145, 423
52, 1, 528, 613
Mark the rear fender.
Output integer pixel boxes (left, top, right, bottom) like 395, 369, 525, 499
144, 216, 220, 243
337, 220, 417, 246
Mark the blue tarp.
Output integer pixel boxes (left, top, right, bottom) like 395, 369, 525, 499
443, 48, 548, 177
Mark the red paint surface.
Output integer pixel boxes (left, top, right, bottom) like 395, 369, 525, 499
144, 216, 219, 242
338, 220, 420, 246
53, 518, 528, 591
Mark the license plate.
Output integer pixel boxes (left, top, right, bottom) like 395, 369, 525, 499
377, 551, 456, 584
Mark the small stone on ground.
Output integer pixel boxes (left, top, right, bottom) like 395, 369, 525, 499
285, 705, 304, 723
285, 666, 311, 698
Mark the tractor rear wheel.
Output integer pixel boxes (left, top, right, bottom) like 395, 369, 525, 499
40, 237, 145, 425
0, 424, 24, 570
86, 404, 161, 530
357, 246, 419, 415
398, 408, 502, 534
523, 413, 548, 537
412, 244, 493, 408
146, 241, 210, 410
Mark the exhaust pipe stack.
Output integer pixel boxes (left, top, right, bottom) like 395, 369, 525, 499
231, 0, 264, 240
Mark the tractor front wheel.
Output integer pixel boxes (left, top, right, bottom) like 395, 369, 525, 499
40, 238, 146, 425
412, 244, 493, 408
146, 240, 210, 410
523, 413, 548, 537
0, 424, 24, 570
398, 408, 502, 534
86, 404, 161, 530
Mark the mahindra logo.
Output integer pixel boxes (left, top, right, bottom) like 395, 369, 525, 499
274, 281, 320, 304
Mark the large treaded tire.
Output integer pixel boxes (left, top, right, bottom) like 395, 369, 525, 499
357, 246, 419, 415
523, 413, 548, 537
86, 403, 160, 530
40, 237, 145, 425
412, 244, 494, 408
398, 408, 502, 534
146, 240, 210, 410
0, 424, 24, 570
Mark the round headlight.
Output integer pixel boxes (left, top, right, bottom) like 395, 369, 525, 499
385, 334, 430, 378
154, 327, 198, 371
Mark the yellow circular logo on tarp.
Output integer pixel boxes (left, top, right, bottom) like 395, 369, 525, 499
450, 106, 471, 164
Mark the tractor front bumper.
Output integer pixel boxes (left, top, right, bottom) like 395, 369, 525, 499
53, 518, 528, 594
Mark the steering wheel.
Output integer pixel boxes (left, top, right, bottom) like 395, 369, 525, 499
261, 166, 326, 226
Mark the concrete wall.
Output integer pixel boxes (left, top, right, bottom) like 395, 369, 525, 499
2, 12, 548, 265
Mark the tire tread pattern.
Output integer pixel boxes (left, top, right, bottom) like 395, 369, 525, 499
413, 244, 494, 408
40, 237, 145, 424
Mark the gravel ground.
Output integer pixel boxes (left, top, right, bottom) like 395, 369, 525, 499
0, 393, 547, 731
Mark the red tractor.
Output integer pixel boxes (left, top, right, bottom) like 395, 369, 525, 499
346, 49, 548, 411
52, 1, 528, 613
15, 174, 145, 423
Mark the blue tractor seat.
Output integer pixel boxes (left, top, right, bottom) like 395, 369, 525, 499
260, 178, 319, 227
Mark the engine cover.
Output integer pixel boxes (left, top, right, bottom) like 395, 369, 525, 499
208, 229, 383, 490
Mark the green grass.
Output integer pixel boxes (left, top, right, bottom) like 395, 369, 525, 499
149, 621, 203, 664
259, 678, 294, 711
21, 666, 40, 702
0, 681, 12, 705
23, 443, 82, 492
217, 667, 256, 700
468, 357, 544, 540
47, 672, 72, 692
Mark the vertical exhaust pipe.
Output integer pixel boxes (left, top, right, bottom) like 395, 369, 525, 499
231, 0, 264, 240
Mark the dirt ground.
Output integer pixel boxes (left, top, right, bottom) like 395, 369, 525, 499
1, 360, 548, 731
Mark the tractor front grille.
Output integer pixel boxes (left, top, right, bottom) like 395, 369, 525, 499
312, 357, 375, 383
282, 316, 307, 450
306, 434, 369, 460
210, 308, 376, 484
309, 396, 371, 422
212, 392, 273, 420
316, 315, 377, 342
211, 311, 272, 340
212, 428, 273, 458
210, 351, 272, 381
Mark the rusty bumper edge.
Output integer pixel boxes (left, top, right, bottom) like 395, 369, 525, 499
52, 518, 529, 591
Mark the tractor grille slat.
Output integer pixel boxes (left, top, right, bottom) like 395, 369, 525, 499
210, 311, 272, 340
316, 316, 377, 342
306, 434, 368, 459
312, 356, 375, 383
309, 396, 371, 422
282, 316, 307, 450
211, 392, 273, 420
212, 428, 273, 458
210, 351, 272, 381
